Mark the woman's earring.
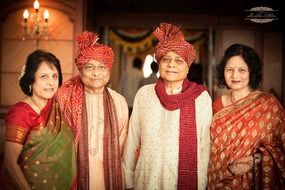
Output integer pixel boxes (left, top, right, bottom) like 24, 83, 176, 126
29, 85, 32, 93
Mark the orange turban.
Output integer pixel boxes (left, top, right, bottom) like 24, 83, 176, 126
153, 23, 196, 66
75, 31, 114, 69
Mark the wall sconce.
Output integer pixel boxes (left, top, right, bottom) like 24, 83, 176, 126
23, 0, 49, 40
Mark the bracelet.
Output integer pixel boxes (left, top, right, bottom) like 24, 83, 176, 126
253, 153, 262, 190
254, 153, 262, 163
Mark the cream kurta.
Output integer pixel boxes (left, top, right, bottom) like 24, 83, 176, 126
123, 84, 212, 190
86, 88, 129, 190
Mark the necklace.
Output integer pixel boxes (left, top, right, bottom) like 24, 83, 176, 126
29, 97, 44, 114
230, 90, 253, 104
230, 94, 237, 104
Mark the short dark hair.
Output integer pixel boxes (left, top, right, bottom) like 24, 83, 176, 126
133, 57, 143, 69
150, 61, 158, 73
216, 43, 262, 90
19, 50, 62, 96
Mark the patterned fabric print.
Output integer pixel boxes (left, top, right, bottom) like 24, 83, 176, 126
208, 91, 285, 190
102, 88, 124, 190
57, 76, 126, 190
10, 100, 76, 190
153, 23, 196, 66
57, 75, 83, 144
5, 126, 28, 144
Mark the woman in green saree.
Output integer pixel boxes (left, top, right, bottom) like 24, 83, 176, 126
3, 50, 77, 190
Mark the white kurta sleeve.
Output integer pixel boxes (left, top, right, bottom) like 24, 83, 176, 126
117, 96, 129, 156
123, 91, 142, 188
108, 88, 129, 156
195, 91, 212, 190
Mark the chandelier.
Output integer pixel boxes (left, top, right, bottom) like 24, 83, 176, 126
22, 0, 49, 39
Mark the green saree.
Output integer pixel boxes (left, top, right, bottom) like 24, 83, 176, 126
6, 99, 77, 190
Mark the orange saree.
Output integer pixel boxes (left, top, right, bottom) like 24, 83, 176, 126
208, 91, 285, 190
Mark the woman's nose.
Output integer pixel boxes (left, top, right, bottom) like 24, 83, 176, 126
231, 69, 238, 78
48, 77, 55, 85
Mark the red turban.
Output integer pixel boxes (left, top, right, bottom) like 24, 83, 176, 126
153, 23, 196, 66
75, 31, 114, 69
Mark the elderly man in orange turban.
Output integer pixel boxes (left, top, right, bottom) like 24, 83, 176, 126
57, 31, 129, 190
123, 23, 212, 190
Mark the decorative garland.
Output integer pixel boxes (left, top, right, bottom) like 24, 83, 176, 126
109, 28, 207, 59
109, 28, 156, 54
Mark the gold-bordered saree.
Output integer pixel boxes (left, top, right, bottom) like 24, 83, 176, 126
208, 91, 285, 190
5, 99, 77, 190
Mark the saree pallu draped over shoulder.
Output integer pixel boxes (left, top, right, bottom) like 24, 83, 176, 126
18, 99, 77, 190
208, 91, 285, 190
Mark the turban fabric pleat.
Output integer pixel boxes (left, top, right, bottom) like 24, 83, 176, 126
75, 31, 114, 69
153, 23, 196, 66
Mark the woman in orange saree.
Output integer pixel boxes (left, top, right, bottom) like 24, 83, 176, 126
3, 50, 77, 190
208, 44, 285, 190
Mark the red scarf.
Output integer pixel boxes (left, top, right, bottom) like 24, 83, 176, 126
155, 78, 207, 190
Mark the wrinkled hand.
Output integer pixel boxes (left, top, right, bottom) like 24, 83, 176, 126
228, 155, 253, 176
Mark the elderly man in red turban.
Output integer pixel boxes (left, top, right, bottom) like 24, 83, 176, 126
123, 23, 212, 190
57, 31, 129, 190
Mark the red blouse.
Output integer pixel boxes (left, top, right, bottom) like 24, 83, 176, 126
5, 101, 48, 144
212, 96, 223, 114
